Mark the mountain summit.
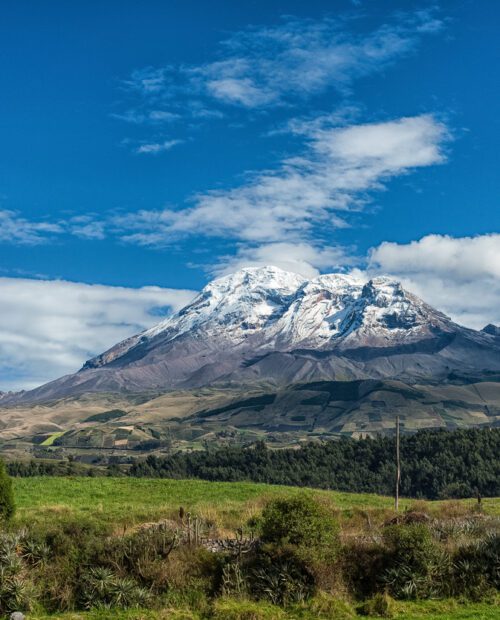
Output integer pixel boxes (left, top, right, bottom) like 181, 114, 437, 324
84, 265, 451, 367
7, 266, 500, 403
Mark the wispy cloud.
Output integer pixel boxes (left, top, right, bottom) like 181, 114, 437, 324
0, 114, 449, 278
112, 115, 448, 254
115, 9, 444, 134
111, 109, 180, 124
135, 139, 183, 154
0, 278, 195, 391
69, 216, 107, 240
0, 210, 63, 245
196, 11, 443, 108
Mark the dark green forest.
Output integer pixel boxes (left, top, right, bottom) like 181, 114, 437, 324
7, 428, 499, 499
128, 428, 499, 499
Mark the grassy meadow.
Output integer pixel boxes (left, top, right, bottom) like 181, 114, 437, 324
12, 476, 500, 529
12, 477, 412, 529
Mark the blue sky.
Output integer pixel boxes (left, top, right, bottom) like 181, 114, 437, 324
1, 1, 500, 389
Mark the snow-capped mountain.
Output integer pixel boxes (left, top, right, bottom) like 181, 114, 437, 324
84, 266, 450, 369
8, 266, 500, 403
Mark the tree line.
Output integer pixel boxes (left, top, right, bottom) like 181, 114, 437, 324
7, 427, 499, 499
129, 427, 499, 499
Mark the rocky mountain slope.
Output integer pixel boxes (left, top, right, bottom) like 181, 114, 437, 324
5, 265, 500, 405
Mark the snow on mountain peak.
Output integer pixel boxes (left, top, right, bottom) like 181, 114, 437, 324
143, 265, 304, 340
83, 266, 452, 371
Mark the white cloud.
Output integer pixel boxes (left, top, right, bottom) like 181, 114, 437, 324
124, 67, 171, 94
214, 242, 353, 278
112, 109, 181, 124
197, 12, 442, 108
114, 115, 448, 251
0, 115, 449, 290
206, 77, 275, 107
0, 210, 63, 245
136, 139, 182, 154
69, 215, 106, 240
116, 10, 444, 127
366, 234, 500, 329
0, 278, 195, 391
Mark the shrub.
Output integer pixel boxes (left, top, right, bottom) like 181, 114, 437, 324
299, 592, 356, 618
239, 543, 316, 607
452, 532, 500, 600
342, 540, 388, 599
80, 566, 150, 609
0, 532, 37, 614
260, 495, 339, 557
90, 526, 180, 588
0, 458, 15, 522
382, 524, 452, 599
244, 495, 341, 605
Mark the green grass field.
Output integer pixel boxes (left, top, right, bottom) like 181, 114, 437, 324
40, 431, 65, 446
12, 477, 406, 526
13, 476, 499, 529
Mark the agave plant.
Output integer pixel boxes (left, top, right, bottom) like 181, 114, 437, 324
81, 567, 150, 610
0, 533, 22, 564
453, 531, 500, 597
0, 575, 36, 614
81, 567, 117, 609
21, 538, 50, 567
111, 577, 150, 608
252, 561, 312, 606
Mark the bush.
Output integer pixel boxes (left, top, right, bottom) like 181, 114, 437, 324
0, 532, 37, 614
382, 524, 452, 599
299, 592, 356, 618
242, 495, 341, 605
342, 541, 388, 599
260, 495, 339, 556
80, 566, 150, 609
452, 532, 500, 600
90, 525, 180, 589
0, 458, 15, 522
247, 545, 316, 606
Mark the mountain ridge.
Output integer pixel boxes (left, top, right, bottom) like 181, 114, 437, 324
3, 265, 500, 406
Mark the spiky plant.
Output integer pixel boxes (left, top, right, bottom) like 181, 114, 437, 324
21, 538, 50, 567
111, 577, 150, 608
81, 567, 117, 609
0, 575, 36, 614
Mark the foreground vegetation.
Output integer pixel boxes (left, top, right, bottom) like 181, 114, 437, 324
0, 477, 498, 618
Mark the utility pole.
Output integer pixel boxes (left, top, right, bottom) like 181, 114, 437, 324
395, 415, 400, 512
